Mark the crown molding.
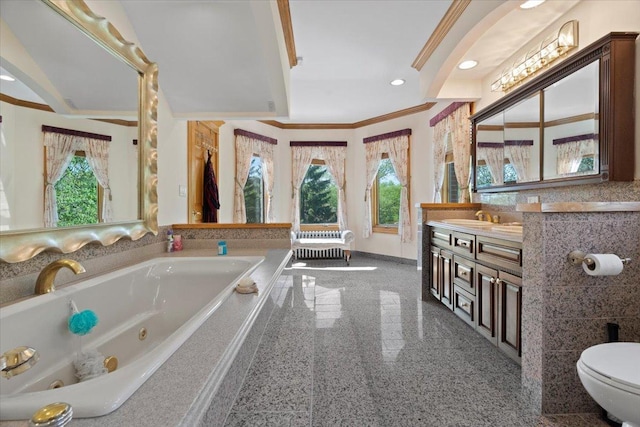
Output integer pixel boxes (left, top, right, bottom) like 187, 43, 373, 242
260, 102, 436, 130
411, 0, 471, 71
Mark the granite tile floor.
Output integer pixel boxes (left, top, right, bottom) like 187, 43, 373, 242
224, 257, 608, 427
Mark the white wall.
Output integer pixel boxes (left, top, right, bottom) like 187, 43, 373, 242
156, 111, 438, 261
0, 100, 138, 230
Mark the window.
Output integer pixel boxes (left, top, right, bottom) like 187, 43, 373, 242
443, 153, 459, 203
55, 151, 101, 227
300, 160, 337, 227
244, 155, 264, 223
372, 156, 401, 232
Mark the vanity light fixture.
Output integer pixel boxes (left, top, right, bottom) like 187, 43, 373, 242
390, 79, 405, 86
491, 20, 578, 92
458, 60, 478, 70
520, 0, 545, 9
0, 74, 16, 82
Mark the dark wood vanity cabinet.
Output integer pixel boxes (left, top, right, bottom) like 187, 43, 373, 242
426, 225, 523, 364
430, 245, 454, 310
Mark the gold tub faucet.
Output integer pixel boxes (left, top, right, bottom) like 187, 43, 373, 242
35, 259, 86, 295
474, 210, 493, 222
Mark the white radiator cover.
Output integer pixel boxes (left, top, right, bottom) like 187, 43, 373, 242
294, 230, 344, 259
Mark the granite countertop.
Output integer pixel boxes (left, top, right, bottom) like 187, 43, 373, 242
0, 249, 292, 427
426, 220, 523, 243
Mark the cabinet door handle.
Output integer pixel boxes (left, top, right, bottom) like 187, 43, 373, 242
458, 240, 470, 248
461, 302, 470, 309
489, 277, 496, 284
495, 278, 503, 285
459, 268, 469, 278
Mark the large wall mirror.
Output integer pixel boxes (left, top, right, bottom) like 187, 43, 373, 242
0, 0, 157, 263
471, 32, 637, 193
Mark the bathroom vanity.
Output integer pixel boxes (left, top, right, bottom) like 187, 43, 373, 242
425, 221, 523, 364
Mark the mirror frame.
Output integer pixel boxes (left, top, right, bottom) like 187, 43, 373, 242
471, 32, 637, 193
0, 0, 158, 263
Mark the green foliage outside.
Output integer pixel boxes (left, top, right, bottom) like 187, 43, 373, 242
377, 158, 400, 225
300, 165, 337, 224
244, 156, 264, 223
476, 162, 517, 187
577, 156, 595, 173
55, 156, 98, 227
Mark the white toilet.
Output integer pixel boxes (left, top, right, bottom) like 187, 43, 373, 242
577, 342, 640, 427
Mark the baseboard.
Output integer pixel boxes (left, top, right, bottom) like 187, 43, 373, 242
352, 251, 416, 266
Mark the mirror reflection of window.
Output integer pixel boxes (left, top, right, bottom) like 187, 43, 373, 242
543, 60, 599, 180
475, 112, 504, 188
503, 93, 540, 183
55, 152, 101, 227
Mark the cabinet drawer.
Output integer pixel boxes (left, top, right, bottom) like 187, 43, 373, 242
453, 255, 475, 295
476, 236, 522, 273
452, 232, 475, 256
430, 227, 451, 248
453, 285, 476, 329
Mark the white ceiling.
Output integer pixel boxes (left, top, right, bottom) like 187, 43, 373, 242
0, 0, 583, 124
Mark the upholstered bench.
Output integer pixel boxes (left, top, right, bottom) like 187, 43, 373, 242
290, 230, 354, 265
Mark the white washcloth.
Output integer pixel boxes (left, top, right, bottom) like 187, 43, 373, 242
237, 277, 256, 288
73, 349, 108, 382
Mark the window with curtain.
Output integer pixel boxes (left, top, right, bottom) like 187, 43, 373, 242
362, 129, 411, 242
55, 151, 102, 226
244, 155, 264, 223
372, 156, 401, 231
233, 129, 277, 223
300, 159, 338, 228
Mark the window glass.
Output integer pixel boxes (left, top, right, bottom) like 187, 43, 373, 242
376, 158, 400, 226
55, 154, 98, 226
300, 163, 337, 224
445, 162, 459, 203
244, 155, 264, 223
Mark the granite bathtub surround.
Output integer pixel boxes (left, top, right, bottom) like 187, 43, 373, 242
521, 210, 640, 414
0, 249, 292, 427
0, 224, 292, 306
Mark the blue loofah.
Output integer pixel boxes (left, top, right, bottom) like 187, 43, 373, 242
68, 309, 98, 336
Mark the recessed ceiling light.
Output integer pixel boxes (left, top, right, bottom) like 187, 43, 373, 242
0, 74, 16, 82
390, 79, 405, 86
458, 60, 478, 70
520, 0, 545, 9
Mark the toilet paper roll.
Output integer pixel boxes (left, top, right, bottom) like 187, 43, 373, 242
582, 254, 624, 276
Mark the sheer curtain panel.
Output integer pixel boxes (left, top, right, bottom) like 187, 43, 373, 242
233, 134, 255, 223
85, 137, 112, 222
43, 132, 75, 227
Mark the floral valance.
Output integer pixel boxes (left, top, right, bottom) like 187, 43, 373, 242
363, 129, 411, 144
234, 128, 277, 145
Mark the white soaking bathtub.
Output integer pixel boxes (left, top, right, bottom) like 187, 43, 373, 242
0, 256, 264, 420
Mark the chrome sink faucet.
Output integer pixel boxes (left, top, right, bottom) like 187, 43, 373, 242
35, 259, 86, 295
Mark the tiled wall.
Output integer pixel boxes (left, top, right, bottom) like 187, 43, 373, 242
0, 225, 291, 306
522, 210, 640, 414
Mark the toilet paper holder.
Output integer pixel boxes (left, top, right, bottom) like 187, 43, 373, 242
568, 250, 631, 267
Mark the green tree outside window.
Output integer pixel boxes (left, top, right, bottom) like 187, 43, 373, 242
300, 164, 337, 224
55, 155, 98, 227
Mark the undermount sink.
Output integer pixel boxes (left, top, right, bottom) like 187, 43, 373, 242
440, 219, 494, 228
491, 225, 523, 233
